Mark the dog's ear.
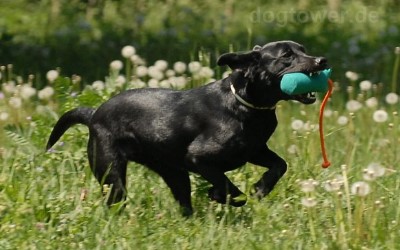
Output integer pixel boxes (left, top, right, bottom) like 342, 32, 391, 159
217, 50, 261, 70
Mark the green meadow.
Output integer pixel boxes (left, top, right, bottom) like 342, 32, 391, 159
1, 0, 400, 249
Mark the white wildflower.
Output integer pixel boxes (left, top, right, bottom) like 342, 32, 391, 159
154, 60, 168, 71
9, 96, 22, 108
129, 79, 146, 89
2, 81, 16, 94
346, 100, 362, 112
159, 80, 171, 88
121, 45, 136, 58
363, 162, 385, 181
165, 69, 176, 78
130, 55, 145, 65
299, 179, 319, 193
115, 75, 126, 88
351, 181, 371, 197
301, 197, 317, 208
92, 80, 105, 91
46, 70, 59, 83
188, 61, 202, 73
365, 97, 378, 108
291, 119, 304, 131
110, 60, 123, 71
0, 112, 9, 121
198, 67, 214, 79
359, 80, 372, 91
148, 79, 159, 88
169, 76, 187, 89
323, 179, 343, 192
136, 66, 148, 78
20, 84, 36, 100
385, 92, 399, 105
148, 66, 164, 80
323, 109, 333, 117
38, 86, 55, 100
173, 61, 187, 74
395, 47, 400, 55
345, 71, 359, 81
373, 110, 388, 123
337, 116, 349, 126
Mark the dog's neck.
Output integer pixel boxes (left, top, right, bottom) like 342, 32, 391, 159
229, 71, 276, 110
229, 84, 276, 110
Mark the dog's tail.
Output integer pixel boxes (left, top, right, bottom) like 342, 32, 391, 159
46, 107, 95, 151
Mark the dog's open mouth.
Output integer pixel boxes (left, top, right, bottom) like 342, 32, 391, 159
293, 92, 316, 104
290, 70, 323, 104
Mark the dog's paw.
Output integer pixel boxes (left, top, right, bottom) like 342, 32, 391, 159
208, 187, 247, 207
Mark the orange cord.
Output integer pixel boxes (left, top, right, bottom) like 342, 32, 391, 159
319, 79, 333, 168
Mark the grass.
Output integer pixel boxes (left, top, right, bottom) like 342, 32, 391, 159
1, 45, 400, 249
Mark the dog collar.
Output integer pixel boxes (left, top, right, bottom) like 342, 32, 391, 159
230, 84, 276, 110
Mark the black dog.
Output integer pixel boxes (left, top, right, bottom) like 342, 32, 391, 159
46, 41, 328, 216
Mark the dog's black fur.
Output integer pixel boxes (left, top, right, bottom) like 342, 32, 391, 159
46, 41, 328, 216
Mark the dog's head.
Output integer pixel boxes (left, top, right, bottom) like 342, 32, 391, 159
218, 41, 329, 106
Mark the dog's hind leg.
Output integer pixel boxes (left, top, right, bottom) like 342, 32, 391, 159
249, 146, 287, 199
156, 168, 193, 216
87, 131, 128, 206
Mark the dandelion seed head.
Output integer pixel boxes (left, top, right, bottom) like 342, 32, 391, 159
92, 80, 105, 91
130, 55, 145, 65
169, 76, 187, 89
346, 100, 362, 112
173, 61, 187, 74
46, 70, 59, 83
359, 80, 372, 91
136, 65, 148, 78
299, 179, 318, 193
198, 66, 214, 79
38, 86, 55, 100
154, 60, 168, 71
121, 45, 136, 58
365, 97, 378, 108
129, 79, 146, 89
373, 110, 389, 123
291, 119, 304, 131
148, 79, 159, 88
115, 75, 126, 88
148, 66, 164, 80
345, 71, 359, 81
9, 96, 22, 109
351, 181, 370, 197
188, 61, 202, 73
20, 84, 36, 100
385, 92, 399, 105
323, 179, 342, 192
0, 112, 9, 121
165, 69, 176, 78
3, 81, 16, 94
337, 116, 349, 125
110, 60, 123, 71
301, 197, 317, 207
367, 162, 385, 177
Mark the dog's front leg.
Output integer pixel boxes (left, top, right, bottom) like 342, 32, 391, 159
186, 157, 247, 207
249, 146, 287, 199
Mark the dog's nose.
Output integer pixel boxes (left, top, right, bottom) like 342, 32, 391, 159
315, 57, 327, 66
